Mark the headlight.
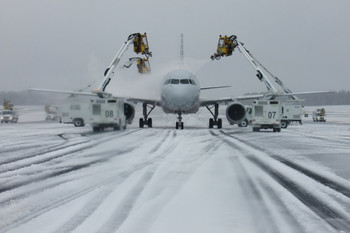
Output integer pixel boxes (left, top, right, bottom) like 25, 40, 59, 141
9, 117, 13, 120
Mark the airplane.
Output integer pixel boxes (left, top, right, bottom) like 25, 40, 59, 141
128, 67, 234, 129
31, 33, 247, 130
123, 33, 241, 129
32, 33, 329, 130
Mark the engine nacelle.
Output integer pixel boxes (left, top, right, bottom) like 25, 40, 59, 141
124, 102, 135, 124
226, 102, 246, 125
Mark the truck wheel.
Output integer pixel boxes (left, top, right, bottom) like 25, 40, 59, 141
239, 119, 248, 127
93, 126, 100, 132
281, 121, 288, 129
73, 118, 84, 127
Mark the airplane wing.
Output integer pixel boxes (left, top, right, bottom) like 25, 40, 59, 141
125, 97, 161, 106
29, 88, 113, 98
234, 90, 334, 101
29, 88, 96, 96
200, 97, 233, 106
30, 88, 162, 106
262, 90, 334, 99
200, 85, 231, 90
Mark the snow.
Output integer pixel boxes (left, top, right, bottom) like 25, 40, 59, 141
0, 105, 350, 233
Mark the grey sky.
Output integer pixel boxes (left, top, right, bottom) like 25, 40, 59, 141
1, 0, 349, 99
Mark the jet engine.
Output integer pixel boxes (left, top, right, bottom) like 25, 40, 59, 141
226, 102, 246, 125
124, 102, 135, 124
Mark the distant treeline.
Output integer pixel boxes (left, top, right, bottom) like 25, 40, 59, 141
0, 91, 63, 106
1, 90, 350, 106
298, 90, 350, 106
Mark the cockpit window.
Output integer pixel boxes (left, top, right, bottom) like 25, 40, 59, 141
170, 79, 179, 84
189, 79, 196, 85
180, 79, 189, 84
164, 79, 171, 85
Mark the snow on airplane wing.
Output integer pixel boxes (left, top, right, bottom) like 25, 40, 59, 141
200, 85, 231, 90
200, 97, 233, 106
28, 88, 116, 99
125, 97, 161, 106
199, 93, 268, 106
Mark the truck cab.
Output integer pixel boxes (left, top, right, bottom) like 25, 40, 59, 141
251, 100, 282, 132
0, 110, 18, 123
281, 103, 303, 128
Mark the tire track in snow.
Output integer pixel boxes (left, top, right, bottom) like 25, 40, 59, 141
0, 129, 145, 201
0, 146, 136, 199
228, 156, 280, 233
220, 130, 350, 200
5, 129, 172, 232
0, 129, 141, 177
96, 129, 217, 233
0, 129, 141, 168
284, 128, 350, 149
1, 141, 169, 233
97, 166, 157, 233
219, 130, 350, 232
0, 141, 94, 175
33, 129, 176, 233
0, 140, 89, 167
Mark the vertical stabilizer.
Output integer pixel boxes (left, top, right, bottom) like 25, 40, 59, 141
180, 33, 184, 64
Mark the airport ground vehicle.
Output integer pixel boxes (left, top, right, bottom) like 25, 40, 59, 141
211, 34, 331, 131
281, 102, 303, 128
60, 96, 128, 131
0, 110, 19, 123
312, 108, 326, 122
1, 99, 18, 123
31, 33, 147, 131
45, 105, 60, 121
251, 100, 282, 132
236, 106, 252, 127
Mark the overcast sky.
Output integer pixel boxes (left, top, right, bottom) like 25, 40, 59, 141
1, 0, 349, 99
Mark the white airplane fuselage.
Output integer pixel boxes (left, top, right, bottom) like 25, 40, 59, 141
160, 69, 200, 114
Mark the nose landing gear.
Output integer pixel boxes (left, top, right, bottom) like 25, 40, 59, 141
175, 112, 184, 129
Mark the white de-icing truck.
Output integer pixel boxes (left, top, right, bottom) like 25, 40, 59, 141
281, 102, 303, 128
251, 100, 282, 132
60, 96, 128, 132
30, 33, 149, 132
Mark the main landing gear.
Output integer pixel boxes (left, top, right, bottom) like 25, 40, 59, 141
206, 103, 222, 129
139, 103, 155, 128
175, 112, 184, 129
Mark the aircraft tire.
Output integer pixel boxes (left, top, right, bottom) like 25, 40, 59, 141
147, 118, 152, 128
139, 118, 144, 128
218, 119, 222, 129
209, 119, 214, 128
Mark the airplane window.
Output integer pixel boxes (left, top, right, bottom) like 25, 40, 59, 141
164, 79, 170, 85
180, 79, 189, 84
171, 79, 179, 84
189, 79, 196, 85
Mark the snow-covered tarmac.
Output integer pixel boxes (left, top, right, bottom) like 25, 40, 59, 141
1, 105, 350, 233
